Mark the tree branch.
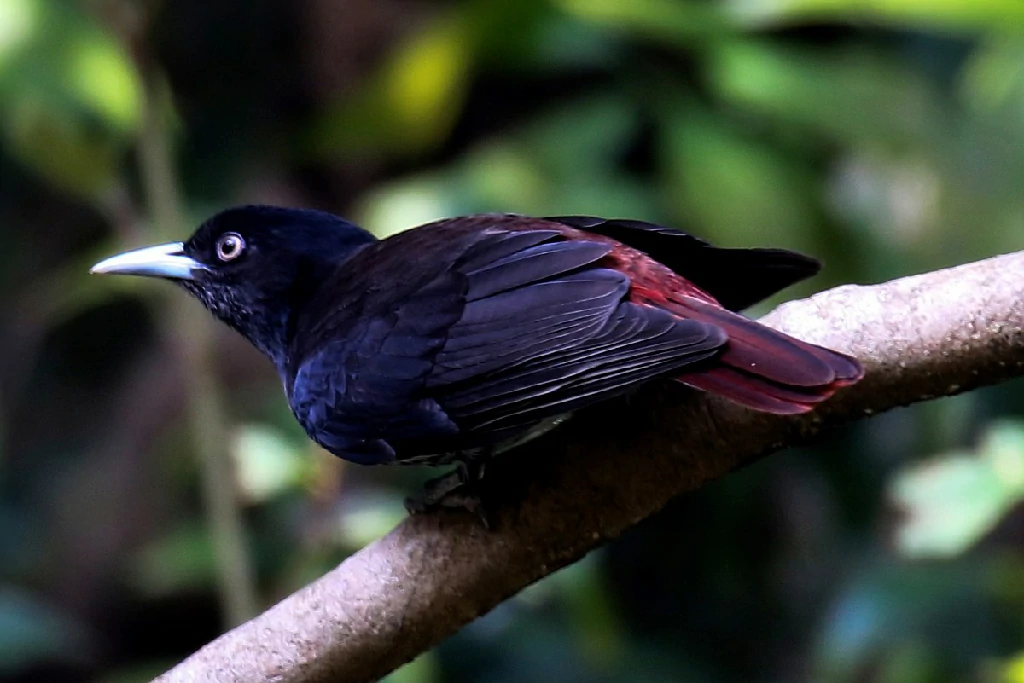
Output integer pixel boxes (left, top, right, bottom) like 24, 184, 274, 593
154, 251, 1024, 683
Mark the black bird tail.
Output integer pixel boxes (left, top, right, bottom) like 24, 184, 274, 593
549, 216, 821, 311
673, 246, 822, 312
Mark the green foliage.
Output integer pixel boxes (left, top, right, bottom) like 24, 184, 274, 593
130, 523, 219, 598
726, 0, 1024, 33
892, 421, 1024, 558
385, 653, 441, 683
659, 105, 818, 250
555, 0, 730, 44
0, 0, 140, 198
310, 11, 474, 158
231, 424, 311, 504
356, 94, 658, 235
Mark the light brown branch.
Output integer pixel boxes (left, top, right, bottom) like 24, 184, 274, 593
155, 251, 1024, 683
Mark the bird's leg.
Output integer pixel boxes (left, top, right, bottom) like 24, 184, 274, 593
457, 458, 486, 487
418, 467, 467, 502
404, 454, 493, 527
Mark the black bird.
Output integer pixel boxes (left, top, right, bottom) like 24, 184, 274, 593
91, 207, 863, 511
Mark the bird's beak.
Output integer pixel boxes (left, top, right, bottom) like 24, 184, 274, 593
89, 242, 207, 280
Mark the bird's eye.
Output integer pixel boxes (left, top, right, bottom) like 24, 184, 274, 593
216, 233, 246, 261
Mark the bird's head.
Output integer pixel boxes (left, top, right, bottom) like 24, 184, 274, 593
90, 205, 377, 369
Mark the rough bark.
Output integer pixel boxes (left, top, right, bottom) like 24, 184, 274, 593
155, 251, 1024, 683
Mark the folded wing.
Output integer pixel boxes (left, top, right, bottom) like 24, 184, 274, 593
430, 231, 725, 435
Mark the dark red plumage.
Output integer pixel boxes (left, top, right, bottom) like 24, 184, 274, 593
507, 218, 864, 415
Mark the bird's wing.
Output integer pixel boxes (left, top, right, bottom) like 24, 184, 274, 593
290, 217, 725, 462
426, 224, 726, 434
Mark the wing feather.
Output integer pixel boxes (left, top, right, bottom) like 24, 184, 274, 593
465, 241, 611, 301
289, 218, 728, 463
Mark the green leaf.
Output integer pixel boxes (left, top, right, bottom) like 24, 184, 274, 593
890, 420, 1024, 558
309, 12, 474, 158
0, 0, 141, 198
383, 652, 439, 683
1002, 652, 1024, 683
960, 38, 1024, 112
658, 106, 817, 250
0, 0, 37, 71
357, 93, 656, 229
707, 42, 946, 150
555, 557, 623, 666
231, 424, 309, 504
358, 175, 468, 238
3, 88, 123, 198
725, 0, 1024, 33
554, 0, 730, 45
66, 28, 140, 134
130, 524, 217, 597
334, 492, 409, 549
515, 95, 638, 171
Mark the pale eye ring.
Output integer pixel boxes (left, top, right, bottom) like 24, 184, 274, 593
216, 232, 246, 261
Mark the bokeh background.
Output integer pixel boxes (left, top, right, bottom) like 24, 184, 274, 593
3, 0, 1024, 681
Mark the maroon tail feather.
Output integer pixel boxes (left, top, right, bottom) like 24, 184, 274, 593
665, 298, 863, 414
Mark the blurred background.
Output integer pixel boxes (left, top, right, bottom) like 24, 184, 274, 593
3, 0, 1024, 681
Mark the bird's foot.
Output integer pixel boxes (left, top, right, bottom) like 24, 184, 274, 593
404, 459, 492, 528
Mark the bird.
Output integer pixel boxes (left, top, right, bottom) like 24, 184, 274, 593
91, 206, 863, 516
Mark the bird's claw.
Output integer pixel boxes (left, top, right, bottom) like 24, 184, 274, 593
403, 459, 493, 528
